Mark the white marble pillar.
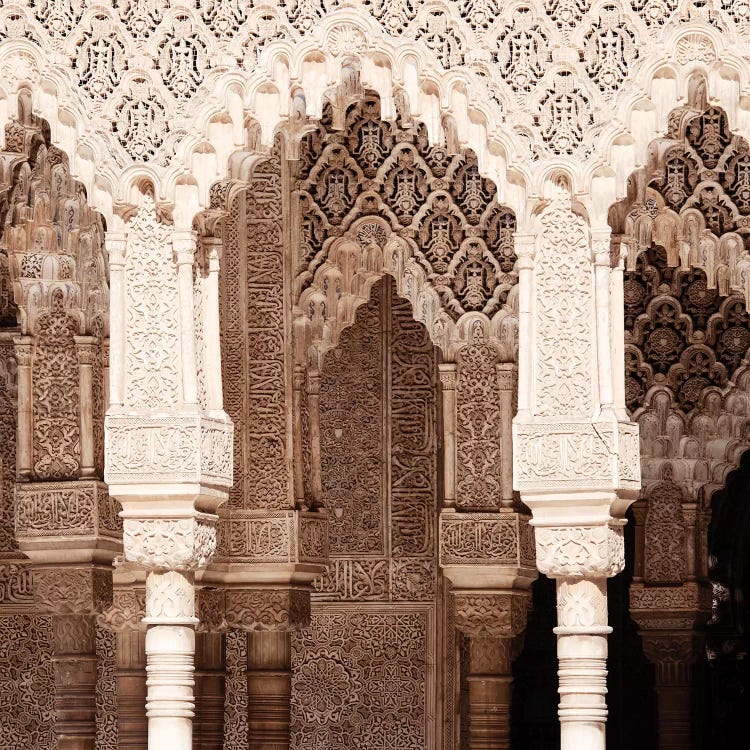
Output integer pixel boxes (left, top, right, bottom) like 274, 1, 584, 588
513, 181, 640, 750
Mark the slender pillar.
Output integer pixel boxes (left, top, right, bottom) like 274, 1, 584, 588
513, 185, 640, 750
32, 567, 112, 750
117, 628, 148, 750
13, 336, 33, 480
174, 231, 200, 406
143, 569, 197, 750
438, 364, 457, 508
467, 635, 515, 750
641, 633, 695, 750
247, 631, 292, 750
555, 578, 610, 750
75, 337, 98, 477
104, 233, 127, 409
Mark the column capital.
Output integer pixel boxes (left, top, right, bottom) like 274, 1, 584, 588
534, 521, 626, 578
123, 513, 217, 572
33, 565, 113, 616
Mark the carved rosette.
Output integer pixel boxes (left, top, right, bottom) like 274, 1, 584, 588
534, 523, 626, 578
123, 514, 217, 571
453, 591, 529, 638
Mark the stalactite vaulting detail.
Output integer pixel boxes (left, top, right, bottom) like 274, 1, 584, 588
295, 94, 517, 323
4, 0, 747, 169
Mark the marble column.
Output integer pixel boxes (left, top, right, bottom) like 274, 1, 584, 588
512, 186, 640, 750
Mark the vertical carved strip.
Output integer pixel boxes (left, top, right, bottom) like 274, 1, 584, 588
455, 336, 503, 511
496, 363, 515, 507
124, 194, 179, 409
13, 336, 33, 481
174, 231, 199, 406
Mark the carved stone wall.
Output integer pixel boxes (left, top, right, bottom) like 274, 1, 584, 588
0, 615, 55, 748
288, 278, 448, 749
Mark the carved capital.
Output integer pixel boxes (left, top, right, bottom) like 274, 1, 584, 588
640, 633, 696, 669
535, 523, 625, 578
555, 577, 609, 633
34, 566, 112, 615
123, 514, 217, 571
97, 587, 146, 632
105, 413, 233, 491
453, 591, 529, 637
12, 336, 33, 366
438, 364, 458, 390
225, 588, 311, 632
144, 569, 196, 623
74, 336, 100, 366
196, 587, 227, 633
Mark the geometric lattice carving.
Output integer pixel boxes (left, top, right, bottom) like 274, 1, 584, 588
296, 94, 516, 321
291, 606, 434, 750
0, 615, 55, 748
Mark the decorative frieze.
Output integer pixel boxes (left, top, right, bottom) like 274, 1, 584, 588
225, 589, 311, 632
513, 420, 640, 493
15, 480, 120, 543
217, 510, 328, 565
105, 413, 233, 488
439, 511, 535, 567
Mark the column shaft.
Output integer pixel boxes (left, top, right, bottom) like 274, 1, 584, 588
52, 614, 98, 750
144, 570, 197, 750
116, 628, 147, 750
195, 631, 226, 750
555, 578, 610, 750
467, 636, 513, 750
247, 630, 292, 750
